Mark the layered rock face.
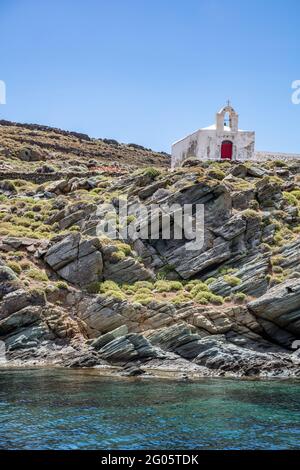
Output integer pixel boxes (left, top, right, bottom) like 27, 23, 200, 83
1, 151, 300, 378
44, 234, 103, 287
248, 280, 300, 347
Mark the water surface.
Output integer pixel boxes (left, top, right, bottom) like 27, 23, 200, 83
0, 368, 299, 449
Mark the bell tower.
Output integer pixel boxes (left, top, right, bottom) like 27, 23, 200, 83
216, 101, 239, 132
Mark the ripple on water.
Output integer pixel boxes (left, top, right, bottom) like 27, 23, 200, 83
0, 369, 299, 450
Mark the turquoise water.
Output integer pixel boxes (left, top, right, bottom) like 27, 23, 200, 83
0, 368, 299, 450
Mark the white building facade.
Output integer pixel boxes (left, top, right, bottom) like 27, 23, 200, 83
171, 104, 255, 168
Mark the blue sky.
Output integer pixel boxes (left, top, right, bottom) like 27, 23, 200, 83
0, 0, 299, 153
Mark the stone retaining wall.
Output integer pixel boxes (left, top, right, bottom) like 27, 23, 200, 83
253, 151, 300, 162
0, 170, 126, 184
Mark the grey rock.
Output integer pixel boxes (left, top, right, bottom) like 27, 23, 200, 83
0, 289, 45, 320
90, 325, 129, 350
230, 164, 248, 178
135, 180, 168, 199
192, 335, 296, 376
5, 324, 54, 351
98, 333, 161, 363
248, 280, 300, 336
256, 176, 282, 207
232, 189, 255, 210
0, 306, 41, 335
78, 295, 127, 336
103, 256, 153, 283
246, 165, 267, 178
44, 233, 103, 287
210, 255, 269, 297
166, 241, 232, 279
212, 214, 246, 241
0, 266, 20, 300
147, 323, 204, 359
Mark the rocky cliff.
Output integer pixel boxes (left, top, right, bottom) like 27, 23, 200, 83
0, 125, 300, 378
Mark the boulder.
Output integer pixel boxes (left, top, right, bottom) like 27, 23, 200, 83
19, 147, 44, 162
44, 179, 71, 194
192, 335, 296, 376
256, 176, 282, 207
232, 189, 255, 210
248, 280, 300, 336
229, 164, 248, 178
0, 288, 45, 320
0, 180, 17, 195
103, 256, 153, 283
212, 214, 246, 240
246, 165, 267, 178
166, 240, 232, 279
0, 306, 41, 335
147, 323, 204, 359
0, 266, 20, 300
210, 255, 269, 297
44, 233, 103, 287
97, 333, 161, 363
90, 325, 129, 350
78, 295, 127, 336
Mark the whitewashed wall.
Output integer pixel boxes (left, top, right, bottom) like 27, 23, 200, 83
171, 129, 255, 168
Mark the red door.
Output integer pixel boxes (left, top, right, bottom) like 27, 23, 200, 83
221, 140, 233, 160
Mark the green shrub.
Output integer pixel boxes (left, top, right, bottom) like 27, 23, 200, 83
168, 281, 183, 291
206, 168, 225, 181
193, 291, 224, 305
110, 250, 126, 262
55, 280, 69, 290
206, 292, 224, 305
172, 293, 192, 305
218, 267, 237, 275
126, 215, 136, 224
143, 167, 161, 179
99, 280, 121, 293
27, 268, 48, 281
136, 287, 153, 295
103, 290, 126, 301
154, 280, 183, 292
132, 293, 153, 305
271, 255, 284, 266
132, 281, 154, 291
189, 283, 209, 296
205, 277, 217, 285
242, 209, 261, 219
116, 242, 132, 256
122, 284, 136, 294
23, 211, 35, 219
223, 275, 241, 287
291, 189, 300, 201
232, 292, 247, 303
193, 293, 209, 305
283, 192, 298, 206
7, 261, 21, 274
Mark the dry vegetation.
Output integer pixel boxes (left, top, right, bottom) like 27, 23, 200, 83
0, 120, 170, 173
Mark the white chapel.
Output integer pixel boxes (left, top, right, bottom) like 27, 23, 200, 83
171, 102, 255, 168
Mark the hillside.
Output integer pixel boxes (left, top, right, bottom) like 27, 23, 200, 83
0, 123, 300, 378
0, 120, 170, 173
